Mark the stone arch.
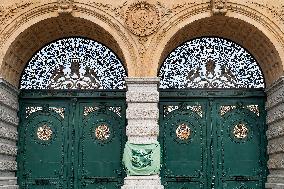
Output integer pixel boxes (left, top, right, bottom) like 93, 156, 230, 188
149, 8, 284, 87
0, 2, 137, 87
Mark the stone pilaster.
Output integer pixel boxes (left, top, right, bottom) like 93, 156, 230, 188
122, 77, 163, 189
0, 78, 19, 189
265, 76, 284, 189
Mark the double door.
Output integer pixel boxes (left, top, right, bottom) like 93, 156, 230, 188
159, 91, 267, 189
17, 92, 126, 189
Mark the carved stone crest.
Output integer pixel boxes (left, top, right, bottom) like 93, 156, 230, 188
212, 0, 227, 15
125, 1, 160, 36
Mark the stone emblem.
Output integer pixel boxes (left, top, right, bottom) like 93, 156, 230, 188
125, 1, 160, 36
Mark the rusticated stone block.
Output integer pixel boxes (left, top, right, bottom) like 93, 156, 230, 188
126, 91, 159, 103
0, 161, 17, 171
0, 144, 16, 157
267, 120, 284, 140
268, 153, 284, 169
268, 137, 284, 155
126, 103, 159, 120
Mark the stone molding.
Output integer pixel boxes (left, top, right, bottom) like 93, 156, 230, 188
122, 175, 164, 189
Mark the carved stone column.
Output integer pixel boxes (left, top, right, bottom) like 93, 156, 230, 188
122, 77, 164, 189
0, 78, 19, 189
265, 76, 284, 189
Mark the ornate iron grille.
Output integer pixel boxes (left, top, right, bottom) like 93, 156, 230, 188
159, 37, 265, 89
20, 37, 127, 89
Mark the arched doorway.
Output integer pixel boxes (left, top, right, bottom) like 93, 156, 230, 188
17, 37, 127, 189
158, 37, 267, 189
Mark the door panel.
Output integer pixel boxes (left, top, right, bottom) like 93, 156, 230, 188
217, 101, 265, 188
161, 102, 207, 188
18, 102, 69, 189
160, 96, 267, 189
78, 103, 125, 189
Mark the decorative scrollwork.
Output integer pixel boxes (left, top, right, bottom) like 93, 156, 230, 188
20, 37, 127, 90
164, 105, 202, 117
233, 123, 249, 139
220, 104, 259, 116
176, 123, 191, 140
159, 37, 265, 89
246, 105, 260, 116
95, 124, 111, 141
220, 105, 237, 116
37, 125, 53, 141
26, 106, 65, 118
84, 106, 122, 117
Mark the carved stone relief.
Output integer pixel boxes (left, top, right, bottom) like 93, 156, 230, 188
58, 0, 74, 14
125, 1, 160, 37
211, 0, 227, 15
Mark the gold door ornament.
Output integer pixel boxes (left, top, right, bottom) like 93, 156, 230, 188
176, 123, 191, 140
95, 124, 111, 141
37, 125, 53, 141
233, 123, 249, 139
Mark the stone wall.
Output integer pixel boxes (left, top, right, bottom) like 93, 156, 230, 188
266, 76, 284, 189
0, 79, 18, 188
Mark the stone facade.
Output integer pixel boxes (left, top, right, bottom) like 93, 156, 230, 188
0, 0, 283, 188
0, 79, 18, 189
266, 77, 284, 189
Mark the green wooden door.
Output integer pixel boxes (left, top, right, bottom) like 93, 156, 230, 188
17, 91, 126, 189
159, 90, 267, 189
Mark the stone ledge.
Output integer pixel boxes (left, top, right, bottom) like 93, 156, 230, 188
125, 77, 160, 85
122, 175, 164, 189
